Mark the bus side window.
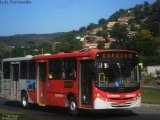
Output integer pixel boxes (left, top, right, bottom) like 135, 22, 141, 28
48, 58, 62, 80
20, 61, 28, 79
3, 62, 11, 79
28, 61, 36, 79
63, 58, 77, 80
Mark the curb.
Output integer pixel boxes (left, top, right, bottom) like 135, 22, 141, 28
142, 103, 160, 107
141, 85, 160, 88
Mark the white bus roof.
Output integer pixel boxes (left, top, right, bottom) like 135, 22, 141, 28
2, 56, 33, 62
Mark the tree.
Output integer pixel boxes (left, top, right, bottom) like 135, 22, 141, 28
55, 31, 83, 53
79, 26, 87, 34
141, 22, 160, 36
38, 42, 52, 54
110, 29, 157, 57
96, 30, 108, 38
135, 29, 153, 41
87, 23, 97, 31
144, 1, 150, 11
128, 18, 134, 25
55, 40, 82, 53
109, 41, 124, 49
97, 41, 105, 49
11, 45, 24, 57
133, 29, 156, 56
0, 42, 13, 67
55, 42, 70, 53
108, 9, 127, 21
98, 18, 106, 26
110, 23, 128, 42
130, 23, 138, 31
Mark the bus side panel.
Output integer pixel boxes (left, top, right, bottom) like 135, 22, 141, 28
28, 91, 37, 103
26, 79, 37, 104
2, 79, 11, 100
46, 80, 78, 107
18, 80, 37, 104
1, 61, 11, 100
17, 80, 27, 101
46, 93, 66, 107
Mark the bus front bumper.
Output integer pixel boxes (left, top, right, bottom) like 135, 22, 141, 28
93, 96, 141, 109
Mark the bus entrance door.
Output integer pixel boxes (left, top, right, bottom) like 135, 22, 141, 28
11, 63, 19, 100
37, 62, 47, 106
79, 61, 93, 108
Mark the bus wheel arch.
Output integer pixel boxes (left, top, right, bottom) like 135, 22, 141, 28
67, 93, 79, 115
21, 90, 29, 109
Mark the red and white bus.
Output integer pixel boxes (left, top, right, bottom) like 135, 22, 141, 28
1, 49, 141, 115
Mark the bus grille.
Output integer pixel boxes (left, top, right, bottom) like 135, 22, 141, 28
109, 97, 132, 100
111, 102, 131, 107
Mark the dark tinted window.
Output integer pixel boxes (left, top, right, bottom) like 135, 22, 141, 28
28, 61, 36, 79
62, 58, 77, 80
20, 61, 28, 79
39, 63, 47, 82
3, 62, 10, 79
49, 58, 62, 80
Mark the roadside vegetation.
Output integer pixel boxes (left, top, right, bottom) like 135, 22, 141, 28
141, 89, 160, 104
141, 76, 160, 104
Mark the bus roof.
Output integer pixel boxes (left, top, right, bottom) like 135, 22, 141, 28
2, 49, 138, 62
2, 55, 33, 62
32, 49, 137, 60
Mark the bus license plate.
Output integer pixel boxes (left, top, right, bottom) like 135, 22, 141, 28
117, 103, 125, 106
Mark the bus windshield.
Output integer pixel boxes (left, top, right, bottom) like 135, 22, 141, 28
95, 60, 139, 88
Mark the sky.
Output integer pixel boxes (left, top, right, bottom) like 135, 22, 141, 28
0, 0, 156, 36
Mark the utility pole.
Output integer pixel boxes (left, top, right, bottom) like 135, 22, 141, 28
41, 48, 44, 54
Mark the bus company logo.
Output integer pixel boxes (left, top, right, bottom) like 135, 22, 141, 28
125, 94, 136, 98
107, 94, 120, 98
82, 57, 89, 60
55, 94, 64, 98
0, 0, 32, 5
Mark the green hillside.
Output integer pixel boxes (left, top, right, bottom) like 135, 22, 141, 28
0, 32, 65, 46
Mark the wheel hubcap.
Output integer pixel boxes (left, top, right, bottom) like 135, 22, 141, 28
22, 97, 27, 106
70, 101, 76, 111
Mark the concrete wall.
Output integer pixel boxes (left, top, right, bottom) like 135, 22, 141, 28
147, 65, 160, 77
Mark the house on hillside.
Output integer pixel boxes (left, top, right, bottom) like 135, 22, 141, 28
104, 43, 111, 49
107, 21, 117, 30
108, 35, 116, 42
92, 27, 102, 35
85, 35, 104, 42
87, 27, 102, 35
83, 42, 98, 49
9, 46, 15, 49
118, 16, 134, 25
128, 31, 137, 38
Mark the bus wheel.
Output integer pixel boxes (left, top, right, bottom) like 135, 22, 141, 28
21, 92, 29, 109
69, 97, 78, 116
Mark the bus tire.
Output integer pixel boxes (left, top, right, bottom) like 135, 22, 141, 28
21, 92, 29, 109
69, 97, 78, 116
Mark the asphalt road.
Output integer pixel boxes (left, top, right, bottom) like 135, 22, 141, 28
0, 97, 160, 120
